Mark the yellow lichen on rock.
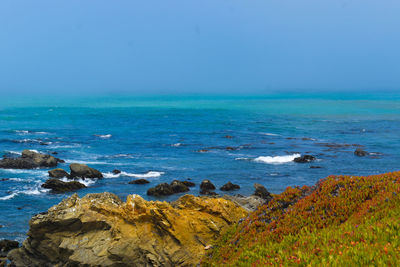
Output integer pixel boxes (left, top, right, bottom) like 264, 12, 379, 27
9, 192, 248, 267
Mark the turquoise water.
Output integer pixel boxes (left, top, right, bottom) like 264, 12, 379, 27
1, 93, 400, 241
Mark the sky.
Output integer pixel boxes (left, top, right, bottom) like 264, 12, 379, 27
0, 0, 399, 95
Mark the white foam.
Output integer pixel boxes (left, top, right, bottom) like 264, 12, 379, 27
64, 159, 109, 165
254, 154, 301, 164
0, 193, 17, 200
5, 150, 22, 156
95, 134, 112, 139
15, 130, 29, 135
171, 143, 183, 147
261, 132, 280, 136
60, 177, 96, 187
103, 171, 164, 179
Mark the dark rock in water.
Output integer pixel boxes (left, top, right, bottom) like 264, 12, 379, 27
0, 179, 9, 182
182, 181, 195, 187
0, 239, 19, 257
41, 179, 86, 193
310, 166, 322, 169
129, 179, 150, 184
0, 150, 61, 169
220, 182, 240, 191
48, 168, 69, 178
112, 169, 121, 175
69, 163, 103, 179
51, 151, 58, 155
225, 146, 237, 151
224, 135, 233, 139
200, 180, 216, 191
354, 148, 369, 157
171, 180, 190, 194
253, 183, 272, 201
147, 183, 174, 196
293, 155, 316, 163
197, 149, 209, 153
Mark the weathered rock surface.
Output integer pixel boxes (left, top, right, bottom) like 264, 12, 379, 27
8, 193, 247, 267
0, 150, 62, 169
41, 179, 86, 193
223, 194, 265, 212
253, 183, 273, 201
129, 178, 150, 184
220, 182, 240, 191
0, 239, 19, 257
48, 168, 69, 178
293, 155, 316, 163
182, 181, 195, 187
69, 163, 103, 179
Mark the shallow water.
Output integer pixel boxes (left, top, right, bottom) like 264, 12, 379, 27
1, 93, 400, 241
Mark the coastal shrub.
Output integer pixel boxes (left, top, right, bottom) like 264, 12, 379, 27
203, 171, 400, 266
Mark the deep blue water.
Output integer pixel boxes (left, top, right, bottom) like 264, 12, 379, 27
1, 93, 400, 241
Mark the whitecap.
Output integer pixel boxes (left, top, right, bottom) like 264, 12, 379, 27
15, 130, 29, 135
64, 159, 109, 165
254, 154, 301, 164
94, 134, 112, 139
60, 177, 96, 187
0, 193, 18, 200
103, 171, 164, 179
261, 132, 280, 136
171, 143, 183, 147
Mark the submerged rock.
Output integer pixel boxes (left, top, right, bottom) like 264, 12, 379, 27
293, 155, 316, 163
41, 179, 86, 193
354, 148, 369, 157
253, 183, 273, 201
0, 150, 61, 169
69, 163, 103, 179
220, 182, 240, 191
112, 169, 121, 174
129, 179, 150, 184
8, 193, 247, 267
48, 168, 69, 178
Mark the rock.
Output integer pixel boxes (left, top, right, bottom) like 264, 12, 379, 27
0, 179, 9, 182
170, 180, 190, 194
220, 182, 240, 191
69, 163, 103, 179
310, 166, 322, 169
48, 168, 69, 178
223, 194, 265, 212
147, 180, 190, 196
354, 148, 369, 157
200, 190, 219, 196
197, 149, 209, 153
128, 179, 150, 184
224, 135, 233, 139
112, 169, 121, 174
200, 180, 216, 191
0, 239, 19, 257
293, 155, 316, 163
147, 183, 174, 196
253, 183, 272, 201
8, 193, 247, 267
182, 181, 195, 187
41, 179, 86, 193
0, 150, 61, 169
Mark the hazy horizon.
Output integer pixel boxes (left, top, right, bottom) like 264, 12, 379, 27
1, 0, 399, 95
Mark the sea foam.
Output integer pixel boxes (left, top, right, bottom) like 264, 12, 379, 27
103, 171, 164, 179
254, 154, 301, 164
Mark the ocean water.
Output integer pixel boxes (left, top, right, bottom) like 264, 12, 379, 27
1, 93, 400, 241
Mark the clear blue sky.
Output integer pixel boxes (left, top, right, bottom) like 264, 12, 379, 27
0, 0, 399, 95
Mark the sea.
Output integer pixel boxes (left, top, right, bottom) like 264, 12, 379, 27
0, 92, 400, 241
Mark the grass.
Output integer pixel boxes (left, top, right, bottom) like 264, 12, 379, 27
203, 171, 400, 266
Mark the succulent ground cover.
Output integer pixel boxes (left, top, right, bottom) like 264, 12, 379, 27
203, 171, 400, 266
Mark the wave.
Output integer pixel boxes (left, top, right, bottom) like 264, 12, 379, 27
59, 177, 96, 187
15, 130, 50, 135
64, 159, 110, 165
0, 169, 48, 176
171, 143, 183, 147
103, 171, 164, 179
253, 154, 301, 164
0, 185, 50, 201
0, 193, 18, 200
261, 132, 280, 136
94, 134, 112, 139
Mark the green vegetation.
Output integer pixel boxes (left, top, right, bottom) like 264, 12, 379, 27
203, 171, 400, 266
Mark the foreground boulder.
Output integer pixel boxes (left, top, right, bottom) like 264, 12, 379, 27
8, 193, 247, 266
69, 163, 103, 179
41, 179, 86, 193
48, 168, 69, 178
253, 183, 272, 201
0, 150, 62, 169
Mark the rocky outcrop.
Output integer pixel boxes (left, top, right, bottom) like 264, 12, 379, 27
48, 168, 69, 178
0, 239, 19, 257
253, 183, 272, 201
220, 182, 240, 191
354, 148, 369, 157
223, 195, 265, 212
129, 179, 150, 184
0, 150, 62, 169
69, 163, 103, 179
8, 193, 247, 267
200, 179, 216, 195
293, 155, 316, 163
147, 180, 189, 196
41, 179, 86, 193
